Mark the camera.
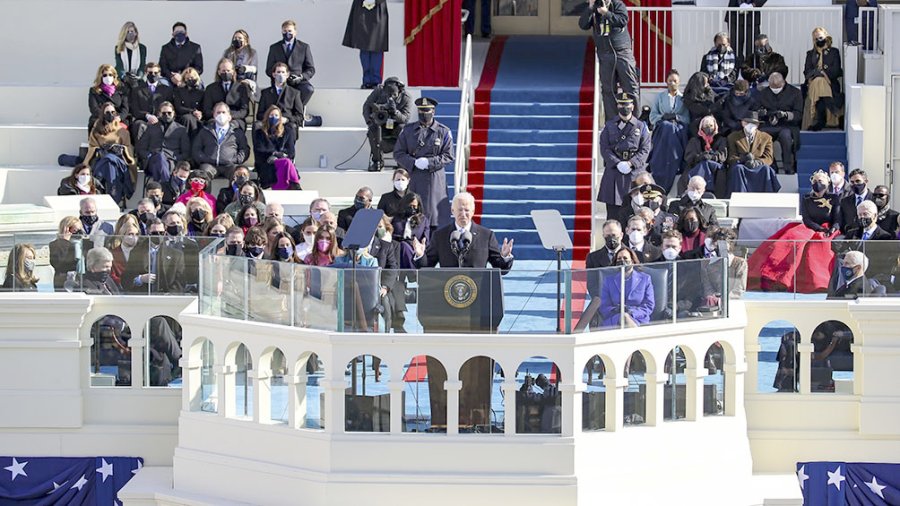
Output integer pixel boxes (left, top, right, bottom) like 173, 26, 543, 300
370, 98, 397, 126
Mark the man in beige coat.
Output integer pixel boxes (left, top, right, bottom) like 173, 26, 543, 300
725, 111, 780, 197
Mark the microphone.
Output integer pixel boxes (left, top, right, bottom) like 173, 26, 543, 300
450, 229, 461, 255
459, 230, 473, 253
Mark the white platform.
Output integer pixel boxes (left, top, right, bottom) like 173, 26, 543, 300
728, 192, 800, 219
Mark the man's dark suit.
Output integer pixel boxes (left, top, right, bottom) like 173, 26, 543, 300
829, 275, 865, 299
337, 205, 362, 232
369, 238, 407, 330
130, 83, 174, 123
415, 223, 513, 270
265, 40, 315, 106
838, 191, 875, 233
201, 81, 251, 130
135, 121, 190, 172
630, 242, 662, 264
122, 240, 185, 294
877, 208, 900, 237
256, 85, 304, 127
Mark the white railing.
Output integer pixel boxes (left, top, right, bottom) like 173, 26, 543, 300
858, 6, 881, 53
591, 53, 601, 242
627, 6, 844, 87
454, 35, 475, 194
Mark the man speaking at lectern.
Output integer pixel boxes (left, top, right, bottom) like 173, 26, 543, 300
411, 192, 514, 270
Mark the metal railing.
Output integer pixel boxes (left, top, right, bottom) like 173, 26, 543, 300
454, 34, 475, 194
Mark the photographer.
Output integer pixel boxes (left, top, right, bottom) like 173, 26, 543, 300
363, 77, 413, 172
579, 0, 640, 122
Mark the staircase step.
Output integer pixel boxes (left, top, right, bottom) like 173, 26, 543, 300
469, 156, 580, 171
473, 114, 581, 130
480, 88, 584, 103
480, 214, 578, 229
481, 200, 582, 215
473, 129, 585, 143
470, 185, 588, 200
476, 142, 590, 158
798, 130, 846, 146
479, 102, 589, 115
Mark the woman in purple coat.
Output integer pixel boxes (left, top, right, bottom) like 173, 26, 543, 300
600, 247, 655, 327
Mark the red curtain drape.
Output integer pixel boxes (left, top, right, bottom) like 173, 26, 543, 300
405, 0, 463, 87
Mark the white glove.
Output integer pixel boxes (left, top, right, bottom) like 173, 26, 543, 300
415, 157, 429, 170
616, 161, 632, 174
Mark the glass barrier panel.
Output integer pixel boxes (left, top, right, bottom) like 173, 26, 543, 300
499, 269, 563, 335
568, 265, 626, 333
757, 320, 800, 393
246, 257, 292, 325
582, 355, 607, 431
345, 354, 390, 432
515, 356, 561, 434
412, 269, 501, 334
270, 349, 289, 424
295, 264, 342, 331
401, 355, 446, 433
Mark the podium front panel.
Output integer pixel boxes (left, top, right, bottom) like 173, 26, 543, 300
416, 269, 504, 333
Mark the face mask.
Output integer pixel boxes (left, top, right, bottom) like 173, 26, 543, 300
268, 115, 280, 127
102, 76, 115, 86
303, 233, 316, 244
239, 194, 254, 206
840, 266, 855, 279
103, 111, 116, 123
125, 32, 136, 43
274, 73, 287, 85
190, 209, 206, 222
212, 232, 226, 239
744, 123, 757, 135
354, 197, 367, 209
283, 32, 294, 43
174, 32, 187, 44
687, 190, 701, 202
859, 216, 873, 228
311, 211, 323, 222
148, 232, 164, 245
80, 214, 98, 226
86, 270, 110, 283
816, 38, 827, 48
874, 195, 889, 208
394, 179, 409, 192
23, 259, 35, 272
616, 258, 634, 273
632, 193, 645, 207
851, 182, 867, 195
244, 216, 258, 227
166, 223, 182, 236
234, 176, 248, 187
159, 113, 173, 125
276, 247, 292, 260
604, 236, 620, 250
418, 111, 435, 124
701, 125, 715, 136
406, 207, 419, 218
647, 199, 661, 211
316, 240, 331, 253
190, 180, 205, 193
219, 72, 234, 83
684, 220, 700, 234
146, 72, 160, 84
232, 39, 243, 49
186, 79, 199, 88
755, 45, 769, 55
770, 86, 783, 95
667, 81, 678, 91
830, 173, 844, 185
617, 106, 633, 118
628, 230, 644, 245
717, 44, 727, 54
77, 174, 91, 186
215, 113, 230, 127
375, 227, 387, 239
149, 195, 162, 207
123, 235, 138, 247
704, 237, 715, 250
226, 243, 242, 256
812, 181, 827, 193
139, 212, 153, 224
246, 246, 264, 258
663, 247, 679, 261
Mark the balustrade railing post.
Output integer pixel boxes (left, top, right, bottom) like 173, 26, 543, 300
445, 380, 462, 435
389, 381, 405, 434
503, 380, 517, 435
603, 377, 625, 432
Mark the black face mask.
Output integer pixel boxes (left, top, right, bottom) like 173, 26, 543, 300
159, 113, 174, 125
149, 195, 162, 207
191, 209, 206, 223
103, 111, 116, 123
859, 216, 874, 228
148, 231, 164, 246
755, 44, 770, 55
354, 197, 368, 209
816, 38, 827, 48
605, 236, 621, 250
646, 200, 661, 211
418, 111, 435, 124
80, 214, 98, 227
617, 106, 633, 118
166, 223, 182, 236
239, 194, 254, 206
246, 246, 264, 258
717, 44, 727, 54
226, 243, 242, 256
232, 39, 242, 49
851, 182, 867, 195
812, 181, 827, 193
684, 220, 700, 235
85, 270, 110, 284
186, 79, 199, 88
146, 73, 160, 84
234, 176, 248, 187
139, 212, 153, 224
220, 72, 234, 83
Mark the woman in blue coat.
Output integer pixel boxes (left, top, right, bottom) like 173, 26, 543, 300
600, 247, 655, 327
648, 70, 690, 194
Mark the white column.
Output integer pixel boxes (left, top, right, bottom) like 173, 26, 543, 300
180, 355, 202, 412
254, 368, 271, 424
744, 341, 761, 395
644, 373, 665, 426
219, 364, 234, 418
445, 380, 462, 436
319, 379, 344, 434
559, 383, 579, 437
603, 377, 625, 432
798, 343, 813, 395
685, 368, 707, 421
289, 374, 308, 429
724, 363, 746, 417
129, 336, 146, 389
503, 380, 517, 435
389, 381, 404, 434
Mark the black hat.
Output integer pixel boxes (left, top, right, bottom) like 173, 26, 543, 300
639, 183, 666, 199
415, 97, 438, 109
615, 92, 635, 105
742, 111, 761, 124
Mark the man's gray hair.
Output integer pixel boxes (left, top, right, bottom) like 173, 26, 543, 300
86, 247, 113, 271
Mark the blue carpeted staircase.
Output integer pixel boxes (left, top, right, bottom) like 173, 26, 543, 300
795, 130, 847, 194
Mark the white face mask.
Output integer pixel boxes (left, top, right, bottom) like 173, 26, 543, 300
662, 247, 679, 260
744, 123, 758, 135
632, 193, 645, 206
123, 235, 138, 247
687, 190, 701, 202
215, 113, 230, 127
303, 233, 315, 245
628, 230, 644, 246
394, 179, 409, 192
77, 174, 91, 186
102, 76, 115, 86
830, 173, 844, 185
770, 86, 783, 95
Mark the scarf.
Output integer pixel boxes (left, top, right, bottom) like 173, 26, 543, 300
100, 83, 116, 97
121, 42, 142, 74
698, 130, 715, 151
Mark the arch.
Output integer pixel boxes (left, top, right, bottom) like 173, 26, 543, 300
582, 355, 608, 431
623, 350, 650, 426
228, 343, 253, 419
515, 356, 561, 434
294, 352, 325, 430
810, 320, 854, 393
401, 355, 447, 433
458, 356, 504, 434
345, 354, 390, 432
757, 320, 800, 393
663, 347, 687, 421
704, 342, 725, 416
88, 314, 132, 387
142, 315, 183, 387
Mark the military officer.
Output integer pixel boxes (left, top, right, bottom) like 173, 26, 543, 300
393, 97, 454, 231
597, 93, 652, 220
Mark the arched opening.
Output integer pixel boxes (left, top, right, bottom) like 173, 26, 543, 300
295, 352, 325, 429
232, 344, 253, 419
401, 355, 447, 433
623, 351, 648, 426
345, 355, 390, 432
582, 355, 608, 431
704, 342, 725, 416
664, 347, 687, 421
811, 320, 854, 393
198, 339, 216, 413
515, 356, 561, 434
143, 315, 183, 387
269, 349, 288, 423
89, 315, 132, 387
459, 356, 504, 434
757, 320, 800, 393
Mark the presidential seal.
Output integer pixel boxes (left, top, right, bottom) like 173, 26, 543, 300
444, 274, 478, 309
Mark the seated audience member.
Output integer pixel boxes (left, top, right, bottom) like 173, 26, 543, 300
202, 58, 254, 131
682, 115, 728, 195
703, 227, 747, 298
597, 93, 652, 220
82, 247, 121, 295
144, 181, 167, 215
648, 70, 690, 194
162, 210, 201, 288
641, 187, 678, 247
660, 229, 684, 262
133, 198, 158, 234
338, 187, 374, 231
625, 215, 661, 263
586, 219, 624, 272
263, 217, 286, 246
599, 248, 655, 327
3, 243, 38, 291
748, 171, 838, 292
123, 217, 185, 294
721, 80, 758, 136
757, 72, 802, 174
159, 22, 203, 87
270, 158, 301, 191
838, 169, 874, 233
257, 63, 305, 129
293, 217, 318, 260
205, 214, 235, 238
88, 64, 129, 130
617, 171, 656, 225
253, 106, 297, 189
79, 197, 114, 241
266, 19, 316, 109
677, 207, 706, 256
162, 161, 190, 208
803, 27, 843, 131
110, 218, 140, 286
872, 185, 899, 237
84, 103, 137, 195
115, 21, 147, 81
845, 200, 892, 241
129, 62, 174, 142
333, 243, 378, 267
216, 166, 251, 215
186, 197, 214, 236
50, 216, 87, 289
175, 170, 217, 215
700, 33, 738, 92
657, 229, 712, 317
224, 226, 245, 256
172, 67, 204, 137
225, 181, 266, 220
236, 204, 261, 234
58, 164, 104, 196
740, 34, 789, 84
265, 202, 285, 222
192, 102, 249, 180
308, 198, 331, 222
725, 112, 779, 197
242, 226, 268, 261
670, 176, 719, 227
303, 228, 341, 266
828, 161, 851, 199
828, 250, 869, 299
269, 231, 301, 263
224, 29, 259, 89
683, 72, 721, 136
136, 101, 190, 181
